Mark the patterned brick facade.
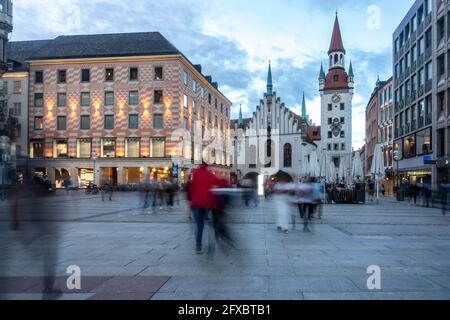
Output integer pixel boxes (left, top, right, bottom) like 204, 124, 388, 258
27, 55, 232, 187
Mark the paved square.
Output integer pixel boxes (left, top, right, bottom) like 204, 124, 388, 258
1, 191, 450, 300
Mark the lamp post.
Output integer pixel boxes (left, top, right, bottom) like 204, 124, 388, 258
322, 147, 327, 203
92, 152, 98, 186
394, 150, 401, 201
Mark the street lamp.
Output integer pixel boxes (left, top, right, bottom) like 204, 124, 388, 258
393, 150, 401, 200
92, 151, 98, 186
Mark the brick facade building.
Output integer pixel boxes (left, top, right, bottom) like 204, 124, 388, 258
21, 32, 231, 187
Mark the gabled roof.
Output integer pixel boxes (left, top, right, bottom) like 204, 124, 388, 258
328, 15, 346, 54
27, 32, 180, 61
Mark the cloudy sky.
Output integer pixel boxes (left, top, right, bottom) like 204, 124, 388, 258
12, 0, 414, 149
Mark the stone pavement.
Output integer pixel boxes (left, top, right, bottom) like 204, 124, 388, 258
1, 191, 450, 300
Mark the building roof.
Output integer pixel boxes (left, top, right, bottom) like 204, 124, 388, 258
323, 68, 349, 90
328, 15, 346, 54
7, 40, 52, 72
6, 32, 231, 104
27, 32, 180, 61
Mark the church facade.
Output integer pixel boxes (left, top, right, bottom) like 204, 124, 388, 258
230, 63, 320, 185
319, 14, 354, 180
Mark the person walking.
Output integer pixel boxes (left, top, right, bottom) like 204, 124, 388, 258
102, 182, 113, 201
189, 163, 225, 253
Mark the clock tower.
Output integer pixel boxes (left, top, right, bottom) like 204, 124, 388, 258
319, 13, 354, 178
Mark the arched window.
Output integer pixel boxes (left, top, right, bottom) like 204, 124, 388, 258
329, 56, 332, 67
340, 54, 344, 65
283, 143, 292, 168
334, 54, 338, 64
266, 139, 272, 158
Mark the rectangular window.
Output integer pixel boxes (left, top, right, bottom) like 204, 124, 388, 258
105, 68, 114, 81
334, 143, 339, 151
129, 67, 138, 81
154, 90, 163, 104
340, 131, 345, 138
416, 128, 432, 155
183, 71, 189, 85
153, 113, 164, 129
81, 69, 90, 82
426, 62, 432, 81
328, 118, 333, 125
340, 117, 345, 124
341, 143, 346, 151
31, 141, 44, 158
327, 144, 332, 151
183, 94, 188, 108
129, 90, 139, 105
35, 93, 44, 108
340, 103, 345, 110
58, 70, 67, 83
54, 139, 68, 158
13, 80, 22, 94
105, 91, 115, 106
129, 114, 139, 130
80, 92, 90, 106
57, 116, 66, 131
200, 87, 204, 99
193, 79, 197, 92
34, 116, 43, 130
78, 139, 92, 158
151, 138, 165, 158
80, 115, 90, 130
35, 71, 44, 84
404, 135, 416, 158
13, 102, 21, 116
57, 93, 67, 107
101, 138, 116, 158
154, 66, 163, 80
126, 138, 140, 158
328, 131, 332, 139
104, 115, 115, 130
328, 104, 332, 111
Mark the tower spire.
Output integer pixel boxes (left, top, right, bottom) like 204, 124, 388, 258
267, 61, 273, 95
238, 104, 243, 128
301, 92, 307, 121
328, 13, 346, 54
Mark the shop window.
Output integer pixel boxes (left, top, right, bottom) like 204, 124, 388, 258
126, 138, 140, 158
54, 139, 68, 158
30, 140, 44, 158
101, 138, 116, 158
403, 135, 416, 158
151, 138, 165, 158
416, 128, 432, 155
77, 139, 92, 158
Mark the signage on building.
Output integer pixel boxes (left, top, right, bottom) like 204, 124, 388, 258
437, 157, 449, 169
172, 163, 179, 178
423, 155, 437, 165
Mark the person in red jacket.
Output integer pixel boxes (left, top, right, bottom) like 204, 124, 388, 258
189, 163, 225, 253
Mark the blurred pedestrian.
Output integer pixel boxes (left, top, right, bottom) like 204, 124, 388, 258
188, 163, 225, 253
439, 178, 450, 216
101, 182, 113, 201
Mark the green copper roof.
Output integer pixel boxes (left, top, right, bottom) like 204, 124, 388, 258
319, 63, 326, 80
238, 105, 243, 127
348, 60, 354, 77
267, 61, 273, 95
301, 92, 307, 120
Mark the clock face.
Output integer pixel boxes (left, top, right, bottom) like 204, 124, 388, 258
332, 94, 341, 104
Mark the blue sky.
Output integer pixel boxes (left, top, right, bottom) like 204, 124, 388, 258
12, 0, 414, 149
